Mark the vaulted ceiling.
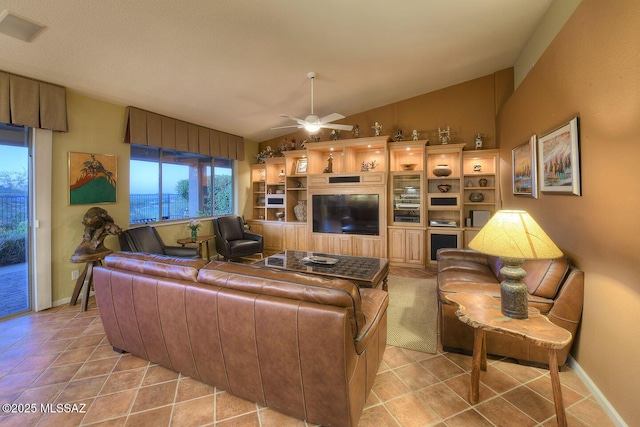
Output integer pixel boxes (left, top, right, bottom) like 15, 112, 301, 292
0, 0, 552, 142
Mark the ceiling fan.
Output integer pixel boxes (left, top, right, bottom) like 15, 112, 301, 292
271, 72, 353, 133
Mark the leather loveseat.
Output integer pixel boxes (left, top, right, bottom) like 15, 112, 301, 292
437, 248, 584, 367
93, 252, 388, 427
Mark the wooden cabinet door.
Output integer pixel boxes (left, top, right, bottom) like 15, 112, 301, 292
388, 228, 406, 263
283, 224, 308, 250
312, 234, 352, 255
263, 222, 283, 252
353, 236, 383, 258
405, 229, 425, 265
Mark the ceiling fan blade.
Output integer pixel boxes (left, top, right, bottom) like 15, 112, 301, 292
320, 123, 354, 131
319, 113, 345, 124
270, 124, 304, 130
279, 114, 307, 125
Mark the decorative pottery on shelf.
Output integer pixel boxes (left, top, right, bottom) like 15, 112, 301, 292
400, 163, 417, 171
294, 200, 307, 221
479, 178, 488, 187
275, 211, 285, 221
438, 184, 452, 193
469, 192, 484, 202
433, 164, 452, 177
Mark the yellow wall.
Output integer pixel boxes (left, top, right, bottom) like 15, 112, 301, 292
497, 0, 640, 423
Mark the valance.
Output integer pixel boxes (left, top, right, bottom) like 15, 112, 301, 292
0, 70, 68, 132
123, 106, 244, 161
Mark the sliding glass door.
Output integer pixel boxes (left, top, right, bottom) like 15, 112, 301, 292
0, 124, 30, 318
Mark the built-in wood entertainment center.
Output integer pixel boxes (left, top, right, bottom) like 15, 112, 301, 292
248, 136, 500, 266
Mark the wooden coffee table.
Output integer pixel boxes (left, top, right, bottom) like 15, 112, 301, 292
258, 250, 389, 290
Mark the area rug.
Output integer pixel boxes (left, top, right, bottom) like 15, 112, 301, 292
386, 275, 438, 353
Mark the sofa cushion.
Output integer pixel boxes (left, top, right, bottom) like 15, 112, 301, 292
198, 261, 366, 338
523, 256, 570, 299
104, 252, 207, 282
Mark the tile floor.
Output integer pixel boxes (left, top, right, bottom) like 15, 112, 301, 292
0, 266, 614, 427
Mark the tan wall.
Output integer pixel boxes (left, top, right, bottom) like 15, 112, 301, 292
261, 70, 513, 151
497, 0, 640, 423
50, 91, 253, 304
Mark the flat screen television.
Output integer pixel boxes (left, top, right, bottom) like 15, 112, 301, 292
312, 194, 379, 236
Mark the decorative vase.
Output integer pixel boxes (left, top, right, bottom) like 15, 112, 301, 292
479, 178, 488, 187
469, 192, 484, 202
190, 228, 198, 242
433, 164, 452, 177
438, 184, 452, 193
294, 200, 307, 221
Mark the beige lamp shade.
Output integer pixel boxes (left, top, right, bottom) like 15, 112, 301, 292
468, 210, 563, 259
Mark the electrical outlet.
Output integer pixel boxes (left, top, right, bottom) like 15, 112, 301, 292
71, 270, 80, 280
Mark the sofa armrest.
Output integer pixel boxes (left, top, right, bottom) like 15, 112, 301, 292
437, 248, 489, 265
548, 266, 584, 335
355, 288, 389, 354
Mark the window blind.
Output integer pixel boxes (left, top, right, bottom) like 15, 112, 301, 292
0, 70, 68, 132
123, 106, 244, 161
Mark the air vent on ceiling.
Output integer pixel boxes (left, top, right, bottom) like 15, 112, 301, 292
0, 10, 46, 42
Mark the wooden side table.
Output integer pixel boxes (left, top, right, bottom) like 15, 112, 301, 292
446, 293, 572, 427
70, 251, 110, 311
177, 234, 215, 260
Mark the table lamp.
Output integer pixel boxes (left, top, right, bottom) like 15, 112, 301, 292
468, 210, 563, 319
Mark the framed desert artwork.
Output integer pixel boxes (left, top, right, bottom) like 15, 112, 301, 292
296, 158, 308, 174
69, 152, 117, 204
512, 135, 537, 198
538, 117, 581, 195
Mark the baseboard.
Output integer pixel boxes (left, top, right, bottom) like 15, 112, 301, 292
567, 355, 628, 426
52, 290, 94, 308
52, 297, 71, 307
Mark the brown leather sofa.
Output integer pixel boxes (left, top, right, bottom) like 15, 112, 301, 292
437, 248, 584, 367
93, 252, 388, 427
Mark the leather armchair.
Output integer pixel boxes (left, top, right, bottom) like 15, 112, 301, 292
119, 226, 200, 258
213, 216, 263, 260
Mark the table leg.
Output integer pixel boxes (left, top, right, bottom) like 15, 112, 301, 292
469, 328, 485, 404
382, 275, 388, 291
204, 241, 210, 261
548, 348, 567, 427
81, 261, 97, 312
70, 263, 89, 306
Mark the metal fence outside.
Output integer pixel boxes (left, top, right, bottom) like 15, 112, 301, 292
130, 193, 190, 223
0, 194, 27, 232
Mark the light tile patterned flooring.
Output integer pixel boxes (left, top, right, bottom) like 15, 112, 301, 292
0, 266, 614, 426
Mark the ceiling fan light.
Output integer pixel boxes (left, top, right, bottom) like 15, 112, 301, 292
304, 123, 320, 132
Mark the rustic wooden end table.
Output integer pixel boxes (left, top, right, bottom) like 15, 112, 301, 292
177, 234, 215, 260
446, 293, 572, 427
70, 251, 110, 312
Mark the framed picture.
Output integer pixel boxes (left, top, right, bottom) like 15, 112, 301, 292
296, 158, 308, 174
512, 135, 537, 198
538, 117, 581, 195
69, 152, 117, 204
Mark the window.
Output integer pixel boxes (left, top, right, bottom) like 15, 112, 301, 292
129, 145, 234, 224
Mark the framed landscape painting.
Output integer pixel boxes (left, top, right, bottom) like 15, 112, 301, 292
69, 152, 117, 204
512, 135, 537, 198
538, 117, 581, 195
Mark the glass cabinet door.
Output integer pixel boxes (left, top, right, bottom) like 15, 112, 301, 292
391, 173, 422, 224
